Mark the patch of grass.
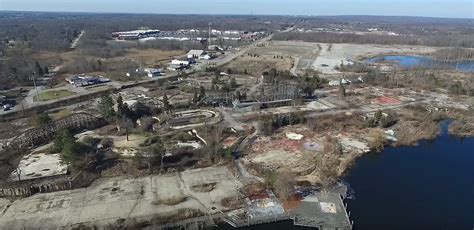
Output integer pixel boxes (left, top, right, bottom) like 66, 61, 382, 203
34, 90, 76, 102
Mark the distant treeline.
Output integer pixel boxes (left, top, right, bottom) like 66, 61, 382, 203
296, 15, 474, 38
0, 12, 296, 88
0, 12, 294, 54
273, 32, 474, 48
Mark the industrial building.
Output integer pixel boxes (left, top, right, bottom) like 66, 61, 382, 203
142, 68, 162, 78
111, 29, 161, 40
187, 50, 205, 59
65, 75, 111, 87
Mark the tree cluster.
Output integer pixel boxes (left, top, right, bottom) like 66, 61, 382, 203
49, 129, 103, 170
366, 111, 398, 128
259, 113, 306, 135
262, 68, 293, 85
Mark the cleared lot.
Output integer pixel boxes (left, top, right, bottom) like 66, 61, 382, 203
0, 166, 242, 229
244, 41, 436, 76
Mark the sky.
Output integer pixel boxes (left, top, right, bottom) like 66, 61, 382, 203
0, 0, 473, 19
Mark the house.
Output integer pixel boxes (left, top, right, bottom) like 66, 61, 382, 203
198, 54, 212, 60
208, 45, 224, 51
167, 64, 187, 71
187, 50, 205, 59
143, 68, 162, 78
171, 59, 190, 66
328, 79, 351, 86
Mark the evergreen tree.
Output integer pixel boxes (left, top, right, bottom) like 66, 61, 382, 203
199, 86, 206, 99
34, 61, 44, 77
163, 94, 171, 113
338, 84, 347, 97
98, 94, 115, 118
116, 95, 125, 116
35, 113, 52, 127
230, 78, 238, 88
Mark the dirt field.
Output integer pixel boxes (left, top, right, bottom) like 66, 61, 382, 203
125, 49, 185, 67
243, 123, 376, 185
223, 43, 294, 76
312, 43, 435, 75
241, 41, 437, 76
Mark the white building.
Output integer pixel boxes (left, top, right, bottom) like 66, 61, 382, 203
199, 54, 212, 60
187, 50, 205, 59
111, 29, 160, 40
329, 79, 351, 86
171, 59, 190, 66
143, 68, 161, 78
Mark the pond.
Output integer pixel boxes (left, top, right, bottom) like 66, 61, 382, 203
366, 55, 474, 72
215, 122, 474, 230
344, 121, 474, 229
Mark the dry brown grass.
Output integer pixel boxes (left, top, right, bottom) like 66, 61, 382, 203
224, 54, 293, 76
273, 169, 296, 200
367, 129, 386, 152
126, 49, 185, 67
449, 120, 474, 137
395, 107, 443, 146
395, 119, 440, 146
307, 112, 364, 133
221, 196, 244, 209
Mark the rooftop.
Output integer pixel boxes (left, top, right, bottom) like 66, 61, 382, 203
292, 192, 352, 230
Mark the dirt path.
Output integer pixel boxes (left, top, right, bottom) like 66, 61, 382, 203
70, 30, 85, 49
216, 107, 244, 131
248, 76, 263, 96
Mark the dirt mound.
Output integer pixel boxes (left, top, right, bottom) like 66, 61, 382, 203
152, 191, 187, 206
191, 182, 216, 193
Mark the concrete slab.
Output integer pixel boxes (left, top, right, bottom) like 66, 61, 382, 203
9, 153, 67, 181
0, 166, 242, 229
292, 192, 352, 230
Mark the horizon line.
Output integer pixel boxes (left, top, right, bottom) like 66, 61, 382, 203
1, 10, 472, 20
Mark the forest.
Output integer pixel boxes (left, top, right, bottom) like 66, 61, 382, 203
273, 32, 474, 48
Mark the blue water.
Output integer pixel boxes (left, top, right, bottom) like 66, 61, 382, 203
215, 121, 474, 230
366, 55, 474, 72
344, 121, 474, 230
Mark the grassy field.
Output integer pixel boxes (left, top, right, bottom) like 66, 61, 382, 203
34, 89, 76, 102
223, 43, 294, 76
126, 49, 185, 67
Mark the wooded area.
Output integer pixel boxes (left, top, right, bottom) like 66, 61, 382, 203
0, 12, 297, 89
273, 32, 474, 48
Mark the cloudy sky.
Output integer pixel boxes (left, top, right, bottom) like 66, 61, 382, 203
1, 0, 473, 18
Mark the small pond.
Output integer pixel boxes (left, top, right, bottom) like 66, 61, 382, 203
366, 55, 474, 72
